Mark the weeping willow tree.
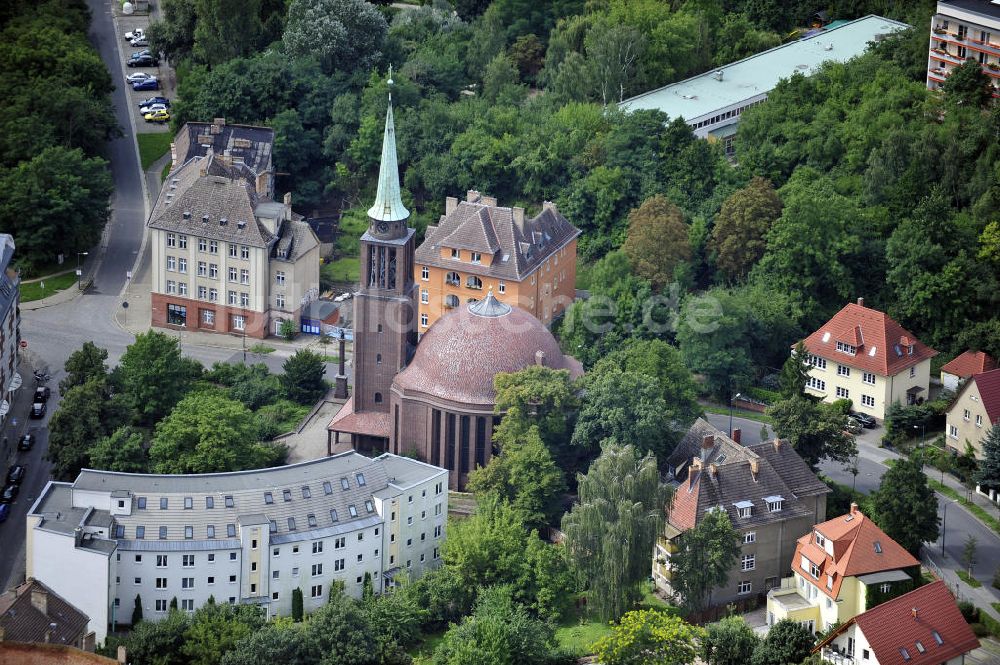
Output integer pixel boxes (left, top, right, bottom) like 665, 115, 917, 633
561, 442, 670, 621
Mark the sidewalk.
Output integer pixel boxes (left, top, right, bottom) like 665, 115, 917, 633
924, 549, 1000, 622
1, 361, 39, 470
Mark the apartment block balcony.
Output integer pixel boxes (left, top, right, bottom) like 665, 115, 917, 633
820, 646, 858, 664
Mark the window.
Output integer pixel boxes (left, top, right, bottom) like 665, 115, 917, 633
863, 648, 870, 659
288, 517, 297, 531
276, 294, 285, 309
810, 563, 821, 578
809, 355, 827, 370
184, 526, 193, 539
815, 532, 826, 548
356, 473, 366, 487
167, 233, 176, 248
183, 555, 194, 567
178, 258, 187, 274
240, 292, 250, 307
421, 266, 429, 280
269, 520, 277, 533
275, 271, 285, 285
434, 525, 442, 538
207, 525, 215, 539
421, 314, 428, 327
209, 288, 218, 302
157, 555, 168, 567
470, 252, 481, 263
880, 582, 891, 594
308, 513, 317, 527
311, 564, 323, 576
807, 377, 826, 391
240, 269, 249, 285
466, 275, 482, 290
407, 516, 413, 525
227, 524, 236, 537
976, 414, 983, 427
197, 261, 207, 276
178, 282, 189, 296
229, 267, 238, 282
167, 256, 177, 271
159, 526, 168, 539
451, 248, 460, 259
224, 495, 234, 508
313, 541, 323, 554
229, 244, 238, 258
182, 577, 194, 589
209, 241, 218, 254
498, 280, 505, 294
205, 496, 214, 509
199, 239, 208, 252
179, 234, 189, 248
949, 424, 959, 439
365, 500, 374, 513
228, 290, 238, 305
349, 504, 358, 518
311, 585, 323, 598
181, 599, 194, 611
166, 303, 186, 325
335, 558, 345, 571
736, 502, 753, 518
836, 387, 849, 399
836, 341, 857, 355
208, 554, 215, 562
741, 554, 755, 571
374, 392, 383, 404
241, 245, 250, 260
421, 289, 429, 304
335, 537, 345, 549
264, 492, 273, 504
358, 533, 364, 542
340, 477, 350, 490
767, 499, 783, 512
209, 263, 218, 278
156, 577, 167, 589
743, 531, 756, 544
283, 489, 292, 502
861, 394, 875, 408
909, 366, 916, 378
251, 538, 257, 550
863, 371, 875, 385
155, 599, 168, 612
229, 552, 237, 560
837, 365, 851, 377
137, 497, 147, 509
330, 509, 339, 523
198, 286, 208, 300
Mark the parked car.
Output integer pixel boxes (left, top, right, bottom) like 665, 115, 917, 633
139, 102, 168, 115
34, 386, 50, 402
125, 27, 144, 41
144, 109, 170, 123
17, 434, 34, 451
129, 49, 152, 59
0, 503, 9, 523
127, 54, 159, 67
125, 72, 153, 84
30, 401, 46, 419
130, 37, 149, 47
845, 417, 863, 435
850, 411, 878, 429
6, 465, 25, 485
1, 484, 18, 503
132, 78, 160, 91
137, 96, 169, 108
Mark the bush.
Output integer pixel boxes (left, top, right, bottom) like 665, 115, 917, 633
970, 622, 989, 638
747, 387, 781, 404
279, 319, 296, 341
957, 600, 979, 623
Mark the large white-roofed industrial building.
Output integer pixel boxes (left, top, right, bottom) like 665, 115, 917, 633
25, 452, 447, 644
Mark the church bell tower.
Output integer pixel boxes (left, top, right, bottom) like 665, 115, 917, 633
352, 73, 417, 416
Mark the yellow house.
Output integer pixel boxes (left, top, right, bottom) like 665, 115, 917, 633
945, 367, 1000, 460
800, 298, 937, 421
766, 504, 920, 633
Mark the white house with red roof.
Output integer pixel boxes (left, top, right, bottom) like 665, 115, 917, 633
814, 580, 979, 665
767, 503, 921, 633
800, 298, 937, 421
940, 350, 997, 392
945, 367, 1000, 461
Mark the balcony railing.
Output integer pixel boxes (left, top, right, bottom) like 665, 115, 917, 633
821, 647, 857, 664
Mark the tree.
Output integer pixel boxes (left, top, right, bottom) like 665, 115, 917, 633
147, 0, 198, 62
219, 622, 314, 665
974, 424, 1000, 493
291, 588, 304, 622
585, 20, 645, 106
170, 597, 178, 611
942, 58, 994, 108
669, 508, 741, 613
280, 349, 327, 405
482, 52, 522, 104
710, 177, 782, 283
132, 594, 143, 625
866, 457, 940, 555
622, 195, 691, 291
279, 319, 296, 341
88, 425, 149, 473
181, 602, 266, 665
123, 603, 190, 665
767, 396, 857, 470
362, 572, 374, 602
492, 366, 578, 460
592, 610, 704, 665
47, 379, 126, 480
702, 615, 760, 665
963, 535, 978, 576
149, 392, 283, 474
192, 0, 264, 65
571, 366, 674, 459
283, 0, 388, 75
431, 585, 561, 665
750, 619, 815, 665
306, 590, 410, 664
60, 341, 109, 393
467, 425, 567, 530
363, 585, 428, 655
117, 331, 203, 427
509, 34, 545, 79
778, 342, 810, 399
562, 444, 669, 621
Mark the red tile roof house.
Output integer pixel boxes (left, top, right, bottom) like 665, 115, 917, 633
813, 580, 979, 665
800, 298, 937, 422
940, 350, 997, 392
945, 367, 1000, 463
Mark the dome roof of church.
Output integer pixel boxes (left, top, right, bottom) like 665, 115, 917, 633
393, 292, 582, 405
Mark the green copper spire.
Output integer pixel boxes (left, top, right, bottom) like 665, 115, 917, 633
367, 67, 410, 223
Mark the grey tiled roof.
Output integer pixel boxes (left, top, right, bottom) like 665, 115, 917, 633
272, 219, 319, 263
172, 121, 274, 182
416, 194, 580, 281
0, 579, 90, 646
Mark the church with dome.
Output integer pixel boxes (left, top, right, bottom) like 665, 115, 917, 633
328, 81, 582, 491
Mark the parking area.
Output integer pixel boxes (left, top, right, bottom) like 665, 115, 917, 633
115, 12, 176, 133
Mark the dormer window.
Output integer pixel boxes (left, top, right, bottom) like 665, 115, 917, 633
815, 532, 826, 548
765, 496, 784, 512
734, 501, 753, 518
471, 252, 481, 264
836, 341, 857, 355
451, 248, 460, 259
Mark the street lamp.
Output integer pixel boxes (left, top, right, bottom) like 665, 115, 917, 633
913, 423, 926, 447
729, 391, 743, 438
76, 252, 88, 290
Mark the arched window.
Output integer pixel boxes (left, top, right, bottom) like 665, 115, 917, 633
445, 271, 460, 286
444, 294, 459, 309
374, 392, 383, 404
466, 276, 482, 290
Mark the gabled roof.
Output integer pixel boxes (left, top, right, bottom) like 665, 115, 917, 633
666, 419, 828, 534
941, 350, 997, 379
814, 580, 979, 665
416, 191, 580, 282
800, 300, 937, 376
0, 579, 89, 646
796, 505, 919, 600
971, 367, 1000, 424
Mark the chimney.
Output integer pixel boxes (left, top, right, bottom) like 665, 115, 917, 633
256, 171, 270, 196
445, 196, 458, 215
512, 206, 525, 226
912, 607, 918, 619
690, 457, 702, 471
535, 350, 546, 367
773, 438, 784, 451
118, 646, 128, 664
31, 587, 48, 615
466, 190, 481, 203
708, 463, 718, 477
701, 434, 714, 462
850, 502, 859, 515
211, 117, 226, 134
541, 200, 557, 212
749, 459, 759, 475
169, 141, 177, 170
857, 297, 865, 307
283, 191, 292, 213
732, 428, 742, 444
199, 161, 208, 177
482, 195, 498, 207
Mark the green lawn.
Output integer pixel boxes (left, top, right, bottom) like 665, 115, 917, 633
555, 588, 679, 657
137, 132, 174, 172
322, 256, 360, 284
958, 570, 983, 588
20, 271, 78, 302
408, 631, 446, 665
321, 208, 370, 286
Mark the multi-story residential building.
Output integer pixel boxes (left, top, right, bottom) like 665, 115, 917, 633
0, 578, 93, 651
25, 452, 447, 644
800, 298, 937, 421
621, 16, 908, 156
766, 504, 920, 633
945, 367, 1000, 459
0, 234, 20, 437
815, 580, 979, 665
414, 191, 580, 331
927, 1, 1000, 97
940, 349, 996, 392
655, 419, 829, 606
149, 119, 319, 338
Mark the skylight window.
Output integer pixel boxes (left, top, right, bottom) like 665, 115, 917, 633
900, 647, 910, 661
868, 346, 877, 356
822, 332, 831, 343
915, 641, 925, 653
874, 541, 883, 554
341, 477, 350, 490
932, 630, 943, 645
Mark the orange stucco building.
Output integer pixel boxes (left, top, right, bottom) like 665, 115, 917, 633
413, 191, 581, 332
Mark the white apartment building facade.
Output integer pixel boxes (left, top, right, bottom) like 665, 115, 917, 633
0, 234, 20, 443
26, 452, 448, 644
927, 0, 1000, 97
